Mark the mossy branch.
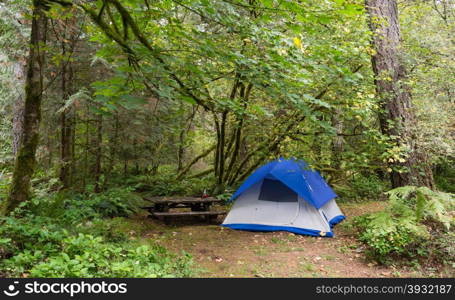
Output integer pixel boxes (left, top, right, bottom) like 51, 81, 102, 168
176, 145, 216, 180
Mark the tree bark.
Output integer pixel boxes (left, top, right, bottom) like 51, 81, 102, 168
365, 0, 434, 188
3, 0, 48, 215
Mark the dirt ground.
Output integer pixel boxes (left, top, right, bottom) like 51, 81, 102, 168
134, 201, 446, 278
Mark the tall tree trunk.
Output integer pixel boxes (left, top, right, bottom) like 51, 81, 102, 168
70, 106, 76, 185
365, 0, 434, 188
214, 110, 228, 194
59, 35, 73, 189
94, 113, 103, 193
46, 122, 53, 168
176, 129, 185, 172
105, 111, 119, 188
3, 0, 47, 215
83, 102, 90, 189
11, 59, 26, 157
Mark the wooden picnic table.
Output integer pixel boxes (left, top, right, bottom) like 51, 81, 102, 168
141, 196, 226, 223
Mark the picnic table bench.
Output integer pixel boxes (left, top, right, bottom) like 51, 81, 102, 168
141, 196, 227, 223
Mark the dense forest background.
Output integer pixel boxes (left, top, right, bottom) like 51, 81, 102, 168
0, 0, 454, 278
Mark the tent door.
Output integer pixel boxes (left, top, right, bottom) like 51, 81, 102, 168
254, 179, 300, 225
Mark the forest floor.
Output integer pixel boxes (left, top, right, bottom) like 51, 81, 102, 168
130, 201, 445, 277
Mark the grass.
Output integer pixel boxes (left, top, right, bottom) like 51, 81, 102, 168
300, 262, 316, 272
251, 245, 269, 256
323, 254, 337, 261
278, 246, 306, 253
270, 236, 286, 244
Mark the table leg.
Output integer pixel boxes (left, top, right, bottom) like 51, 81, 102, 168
191, 203, 204, 211
156, 203, 169, 212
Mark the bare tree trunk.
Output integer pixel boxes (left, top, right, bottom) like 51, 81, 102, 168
3, 0, 47, 215
46, 122, 53, 168
218, 111, 227, 182
83, 102, 89, 189
105, 111, 119, 187
365, 0, 434, 188
94, 113, 103, 193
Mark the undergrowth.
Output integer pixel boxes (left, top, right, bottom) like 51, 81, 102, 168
0, 186, 194, 278
352, 186, 454, 270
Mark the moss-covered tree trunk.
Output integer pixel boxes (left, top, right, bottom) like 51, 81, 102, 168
365, 0, 434, 188
2, 0, 48, 215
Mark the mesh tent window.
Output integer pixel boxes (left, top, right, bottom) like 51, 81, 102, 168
258, 179, 298, 202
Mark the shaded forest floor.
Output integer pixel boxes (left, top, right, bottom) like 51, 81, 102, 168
128, 201, 450, 278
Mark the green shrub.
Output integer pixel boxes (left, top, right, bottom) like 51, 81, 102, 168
0, 194, 194, 278
354, 211, 428, 258
427, 232, 455, 268
334, 174, 389, 201
0, 214, 194, 277
23, 187, 146, 224
351, 174, 389, 199
88, 187, 145, 218
0, 214, 65, 259
434, 160, 455, 193
27, 234, 193, 278
77, 217, 153, 243
353, 186, 454, 264
215, 191, 233, 202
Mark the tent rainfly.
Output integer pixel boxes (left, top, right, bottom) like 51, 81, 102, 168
222, 158, 345, 237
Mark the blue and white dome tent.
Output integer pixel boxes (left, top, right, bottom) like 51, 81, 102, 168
222, 158, 345, 237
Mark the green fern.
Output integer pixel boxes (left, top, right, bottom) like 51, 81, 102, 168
415, 189, 426, 221
355, 186, 454, 261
